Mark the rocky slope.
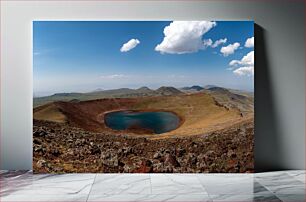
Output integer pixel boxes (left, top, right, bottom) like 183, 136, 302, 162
33, 119, 254, 173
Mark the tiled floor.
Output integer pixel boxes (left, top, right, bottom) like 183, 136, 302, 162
0, 170, 305, 202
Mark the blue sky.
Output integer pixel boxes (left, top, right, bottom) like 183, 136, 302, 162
33, 21, 254, 97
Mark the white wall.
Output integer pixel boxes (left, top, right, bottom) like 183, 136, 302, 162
1, 0, 304, 170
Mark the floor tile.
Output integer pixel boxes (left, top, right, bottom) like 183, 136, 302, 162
1, 170, 306, 202
90, 174, 151, 195
286, 170, 306, 183
253, 194, 282, 202
275, 194, 306, 202
1, 171, 43, 196
1, 173, 96, 196
150, 174, 207, 195
88, 194, 211, 202
253, 181, 272, 194
210, 194, 252, 201
211, 194, 281, 202
255, 170, 293, 177
197, 174, 254, 195
0, 194, 88, 202
256, 173, 305, 195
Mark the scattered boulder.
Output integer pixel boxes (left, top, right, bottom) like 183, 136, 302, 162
36, 159, 47, 168
101, 150, 118, 168
187, 153, 197, 166
164, 153, 180, 167
34, 130, 47, 137
90, 145, 101, 155
227, 149, 237, 158
153, 151, 162, 159
177, 148, 186, 157
33, 139, 41, 145
51, 148, 61, 157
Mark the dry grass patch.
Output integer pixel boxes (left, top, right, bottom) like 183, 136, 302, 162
34, 103, 66, 123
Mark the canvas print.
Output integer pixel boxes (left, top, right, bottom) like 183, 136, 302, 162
33, 21, 254, 173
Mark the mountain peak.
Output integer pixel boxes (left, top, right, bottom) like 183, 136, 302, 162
136, 87, 153, 94
204, 85, 218, 89
137, 86, 151, 91
207, 86, 229, 93
156, 86, 183, 95
181, 85, 204, 91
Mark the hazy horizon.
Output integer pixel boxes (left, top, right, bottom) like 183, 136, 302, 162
34, 21, 254, 97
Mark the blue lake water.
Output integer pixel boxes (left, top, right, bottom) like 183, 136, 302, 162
104, 110, 181, 134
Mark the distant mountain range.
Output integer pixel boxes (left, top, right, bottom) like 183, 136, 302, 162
33, 85, 253, 108
34, 86, 184, 107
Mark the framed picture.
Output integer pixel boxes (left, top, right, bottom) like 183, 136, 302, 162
33, 21, 254, 173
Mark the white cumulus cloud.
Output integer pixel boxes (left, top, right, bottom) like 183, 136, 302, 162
211, 38, 227, 48
203, 38, 227, 49
220, 42, 240, 56
155, 21, 217, 54
229, 51, 254, 76
203, 39, 213, 49
120, 39, 140, 52
245, 37, 254, 48
233, 66, 254, 76
230, 51, 254, 67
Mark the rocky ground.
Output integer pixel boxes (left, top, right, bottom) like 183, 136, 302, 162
33, 119, 254, 173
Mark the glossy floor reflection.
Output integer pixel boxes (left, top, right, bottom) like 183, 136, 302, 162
0, 170, 305, 201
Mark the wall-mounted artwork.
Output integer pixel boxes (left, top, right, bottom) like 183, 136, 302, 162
33, 21, 254, 173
